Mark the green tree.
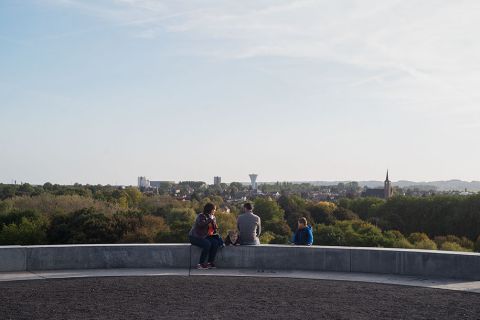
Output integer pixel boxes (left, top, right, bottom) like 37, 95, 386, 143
307, 201, 336, 225
278, 195, 310, 229
0, 218, 47, 245
254, 198, 285, 223
313, 224, 346, 246
47, 208, 118, 244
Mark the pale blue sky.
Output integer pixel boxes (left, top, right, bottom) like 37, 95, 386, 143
1, 0, 479, 185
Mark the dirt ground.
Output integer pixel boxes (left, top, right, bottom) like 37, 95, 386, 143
0, 276, 479, 320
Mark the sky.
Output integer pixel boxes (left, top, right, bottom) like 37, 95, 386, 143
1, 0, 480, 185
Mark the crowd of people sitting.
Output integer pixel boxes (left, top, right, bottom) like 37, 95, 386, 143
189, 202, 314, 269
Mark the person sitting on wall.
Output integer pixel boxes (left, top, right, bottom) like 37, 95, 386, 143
292, 217, 313, 246
224, 230, 240, 246
207, 208, 225, 248
237, 202, 261, 245
189, 203, 220, 269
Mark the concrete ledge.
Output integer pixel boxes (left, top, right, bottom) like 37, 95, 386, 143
26, 244, 190, 270
0, 244, 479, 280
350, 247, 480, 280
192, 245, 350, 272
0, 246, 26, 272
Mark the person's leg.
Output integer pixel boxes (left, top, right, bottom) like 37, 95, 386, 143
189, 236, 211, 264
206, 237, 219, 263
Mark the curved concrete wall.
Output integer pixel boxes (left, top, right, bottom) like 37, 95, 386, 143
1, 244, 479, 280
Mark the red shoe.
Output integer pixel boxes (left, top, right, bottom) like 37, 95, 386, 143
207, 262, 217, 269
195, 263, 209, 269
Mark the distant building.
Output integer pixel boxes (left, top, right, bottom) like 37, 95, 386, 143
384, 170, 393, 199
137, 176, 150, 189
249, 174, 258, 191
363, 171, 393, 199
214, 176, 222, 186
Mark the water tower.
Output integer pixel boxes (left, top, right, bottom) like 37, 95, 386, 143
249, 174, 258, 191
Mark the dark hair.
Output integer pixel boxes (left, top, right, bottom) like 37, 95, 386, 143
203, 203, 216, 215
243, 203, 253, 211
298, 217, 307, 225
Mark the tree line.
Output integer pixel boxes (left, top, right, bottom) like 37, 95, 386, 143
0, 183, 479, 252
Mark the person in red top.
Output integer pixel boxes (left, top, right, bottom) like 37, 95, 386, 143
206, 208, 225, 248
188, 203, 224, 269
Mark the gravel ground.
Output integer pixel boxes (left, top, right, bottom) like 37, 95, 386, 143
0, 276, 479, 320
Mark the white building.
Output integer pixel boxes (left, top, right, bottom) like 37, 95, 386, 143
137, 176, 150, 189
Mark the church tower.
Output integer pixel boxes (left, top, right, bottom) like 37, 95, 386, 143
384, 170, 393, 199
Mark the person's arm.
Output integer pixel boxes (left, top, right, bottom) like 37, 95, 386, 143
307, 228, 313, 246
256, 217, 261, 237
196, 214, 212, 227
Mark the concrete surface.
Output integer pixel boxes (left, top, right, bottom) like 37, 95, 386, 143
0, 246, 26, 272
1, 268, 479, 294
25, 244, 190, 270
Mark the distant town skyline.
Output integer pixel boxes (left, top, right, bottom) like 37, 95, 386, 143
1, 1, 479, 185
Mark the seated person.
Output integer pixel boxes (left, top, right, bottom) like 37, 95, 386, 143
189, 203, 221, 269
207, 212, 225, 248
224, 230, 240, 246
292, 217, 313, 246
237, 203, 261, 245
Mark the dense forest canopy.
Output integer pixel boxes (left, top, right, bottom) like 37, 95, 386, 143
0, 183, 479, 252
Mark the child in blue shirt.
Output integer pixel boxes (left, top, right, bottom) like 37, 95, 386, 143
292, 217, 313, 245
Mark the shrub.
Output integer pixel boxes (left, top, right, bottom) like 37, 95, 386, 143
264, 220, 292, 238
440, 241, 469, 252
313, 224, 346, 246
269, 234, 291, 244
383, 230, 414, 249
0, 200, 12, 214
458, 237, 474, 250
123, 215, 169, 243
215, 212, 237, 238
307, 202, 336, 225
0, 218, 47, 245
435, 235, 474, 251
47, 208, 118, 244
254, 198, 285, 223
347, 220, 384, 247
5, 194, 120, 216
414, 239, 437, 250
408, 232, 431, 244
393, 238, 415, 249
0, 210, 40, 227
113, 212, 170, 243
259, 231, 276, 244
333, 207, 359, 221
475, 236, 480, 252
434, 236, 447, 248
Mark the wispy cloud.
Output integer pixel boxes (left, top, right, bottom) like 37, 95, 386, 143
41, 0, 480, 122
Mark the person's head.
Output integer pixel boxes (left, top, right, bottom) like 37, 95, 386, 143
203, 203, 216, 215
298, 217, 308, 229
243, 202, 253, 212
228, 230, 238, 242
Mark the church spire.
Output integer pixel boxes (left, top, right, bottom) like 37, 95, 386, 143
384, 170, 392, 199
